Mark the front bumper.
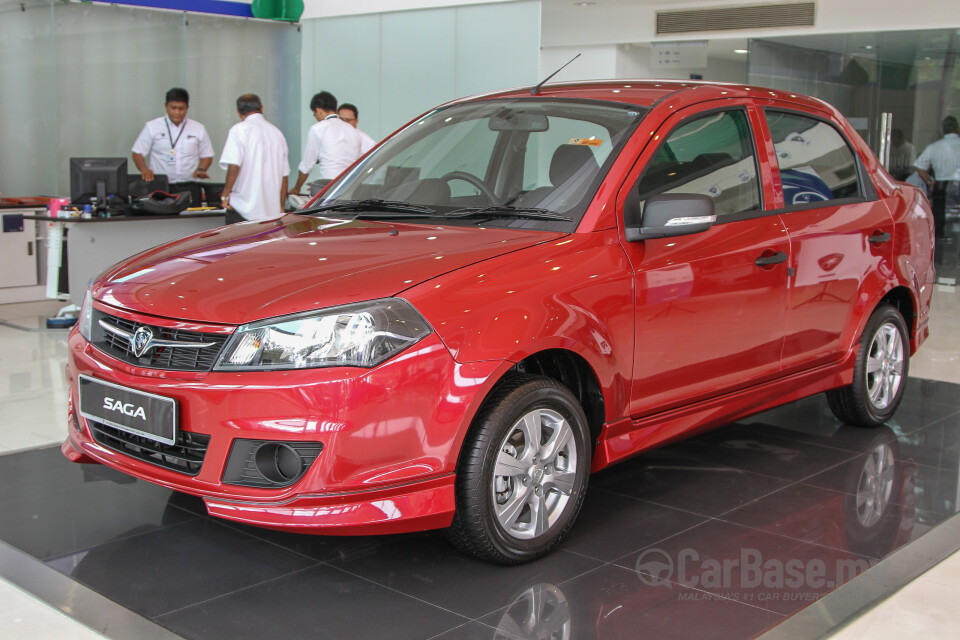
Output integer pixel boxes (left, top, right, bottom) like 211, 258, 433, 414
63, 322, 503, 535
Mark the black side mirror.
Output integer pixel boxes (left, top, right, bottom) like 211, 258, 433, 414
625, 193, 716, 242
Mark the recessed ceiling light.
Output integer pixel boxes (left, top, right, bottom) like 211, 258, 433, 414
734, 49, 749, 54
576, 2, 596, 6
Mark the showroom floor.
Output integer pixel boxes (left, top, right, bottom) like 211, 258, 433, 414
0, 233, 958, 639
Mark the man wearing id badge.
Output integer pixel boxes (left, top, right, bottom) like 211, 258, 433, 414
132, 87, 215, 191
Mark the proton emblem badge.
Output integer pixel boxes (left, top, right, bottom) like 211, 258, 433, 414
131, 326, 154, 357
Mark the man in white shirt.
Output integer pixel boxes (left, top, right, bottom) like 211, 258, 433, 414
219, 94, 289, 224
338, 103, 376, 155
916, 116, 960, 239
132, 88, 215, 185
288, 91, 362, 195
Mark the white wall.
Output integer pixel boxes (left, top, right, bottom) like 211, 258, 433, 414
540, 44, 746, 84
542, 0, 960, 48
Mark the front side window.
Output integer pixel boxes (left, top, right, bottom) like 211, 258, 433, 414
764, 111, 862, 205
634, 109, 761, 217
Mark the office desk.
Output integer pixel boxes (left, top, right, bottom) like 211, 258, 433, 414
22, 212, 226, 306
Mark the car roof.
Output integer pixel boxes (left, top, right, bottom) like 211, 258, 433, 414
453, 79, 830, 114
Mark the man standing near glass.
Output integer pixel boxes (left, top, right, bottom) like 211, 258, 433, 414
288, 91, 362, 196
338, 103, 376, 155
916, 116, 960, 240
132, 88, 215, 189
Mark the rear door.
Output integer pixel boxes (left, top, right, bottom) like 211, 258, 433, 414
759, 108, 895, 373
618, 103, 790, 417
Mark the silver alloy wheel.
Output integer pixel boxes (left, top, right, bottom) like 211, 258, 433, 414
856, 443, 895, 528
865, 322, 905, 411
492, 408, 578, 540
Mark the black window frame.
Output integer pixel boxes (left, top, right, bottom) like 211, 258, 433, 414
626, 105, 766, 228
761, 107, 879, 216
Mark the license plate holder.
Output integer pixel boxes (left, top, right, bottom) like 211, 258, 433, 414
78, 374, 177, 446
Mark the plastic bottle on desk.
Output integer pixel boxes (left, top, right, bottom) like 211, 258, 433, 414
82, 205, 92, 219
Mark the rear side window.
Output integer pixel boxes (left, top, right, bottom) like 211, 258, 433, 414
635, 109, 761, 217
764, 111, 862, 205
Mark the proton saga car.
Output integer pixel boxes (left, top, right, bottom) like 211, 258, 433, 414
63, 80, 935, 564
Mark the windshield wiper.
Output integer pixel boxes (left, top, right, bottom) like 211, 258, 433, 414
444, 206, 572, 222
297, 199, 437, 217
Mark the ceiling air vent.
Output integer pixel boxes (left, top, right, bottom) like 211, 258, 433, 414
656, 2, 815, 35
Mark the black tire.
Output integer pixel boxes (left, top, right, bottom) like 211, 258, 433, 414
827, 305, 909, 427
446, 375, 591, 564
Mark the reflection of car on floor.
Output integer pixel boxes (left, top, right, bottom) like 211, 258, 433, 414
62, 80, 935, 564
480, 430, 917, 639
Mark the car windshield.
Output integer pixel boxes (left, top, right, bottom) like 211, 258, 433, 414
313, 98, 646, 230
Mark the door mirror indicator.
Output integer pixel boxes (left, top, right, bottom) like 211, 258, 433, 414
625, 193, 716, 242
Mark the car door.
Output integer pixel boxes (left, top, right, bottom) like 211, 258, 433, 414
759, 108, 895, 373
619, 104, 791, 417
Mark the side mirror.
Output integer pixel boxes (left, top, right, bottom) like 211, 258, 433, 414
625, 193, 716, 242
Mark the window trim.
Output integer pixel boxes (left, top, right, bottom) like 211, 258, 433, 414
628, 105, 766, 224
761, 107, 879, 213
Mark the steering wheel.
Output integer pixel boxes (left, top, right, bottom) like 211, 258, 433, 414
440, 171, 498, 204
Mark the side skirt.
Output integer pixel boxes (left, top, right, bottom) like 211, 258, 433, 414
592, 351, 857, 471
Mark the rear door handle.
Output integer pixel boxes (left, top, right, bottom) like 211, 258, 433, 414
755, 251, 788, 267
869, 232, 891, 244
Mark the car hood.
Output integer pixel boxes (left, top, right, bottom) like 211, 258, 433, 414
94, 214, 562, 325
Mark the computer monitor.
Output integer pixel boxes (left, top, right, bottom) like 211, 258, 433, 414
70, 157, 129, 206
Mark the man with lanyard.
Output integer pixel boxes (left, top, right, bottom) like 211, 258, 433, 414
916, 115, 960, 240
288, 90, 362, 196
132, 87, 215, 195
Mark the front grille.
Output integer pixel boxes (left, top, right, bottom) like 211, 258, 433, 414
92, 310, 229, 371
88, 420, 210, 475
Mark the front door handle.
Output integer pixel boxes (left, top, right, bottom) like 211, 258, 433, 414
755, 251, 788, 267
869, 232, 891, 244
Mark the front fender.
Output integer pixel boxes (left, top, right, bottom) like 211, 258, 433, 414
405, 230, 635, 423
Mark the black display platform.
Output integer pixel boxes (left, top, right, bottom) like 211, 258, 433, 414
0, 380, 958, 640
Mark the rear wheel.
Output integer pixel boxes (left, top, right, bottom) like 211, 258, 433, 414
446, 376, 590, 564
827, 305, 909, 427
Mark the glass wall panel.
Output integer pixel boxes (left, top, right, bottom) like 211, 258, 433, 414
53, 3, 185, 193
747, 29, 960, 172
184, 13, 301, 172
0, 2, 57, 197
299, 1, 541, 185
454, 1, 541, 98
0, 1, 300, 197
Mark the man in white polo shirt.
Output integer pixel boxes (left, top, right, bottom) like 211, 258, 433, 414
219, 94, 289, 224
132, 88, 215, 186
288, 90, 362, 196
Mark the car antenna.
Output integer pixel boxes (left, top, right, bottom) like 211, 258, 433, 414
530, 53, 581, 95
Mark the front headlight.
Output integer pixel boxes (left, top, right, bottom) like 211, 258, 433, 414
78, 290, 94, 342
214, 298, 432, 371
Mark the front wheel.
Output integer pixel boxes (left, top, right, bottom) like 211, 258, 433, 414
827, 304, 909, 427
446, 376, 590, 564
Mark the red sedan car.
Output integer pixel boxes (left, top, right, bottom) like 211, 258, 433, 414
63, 81, 934, 564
